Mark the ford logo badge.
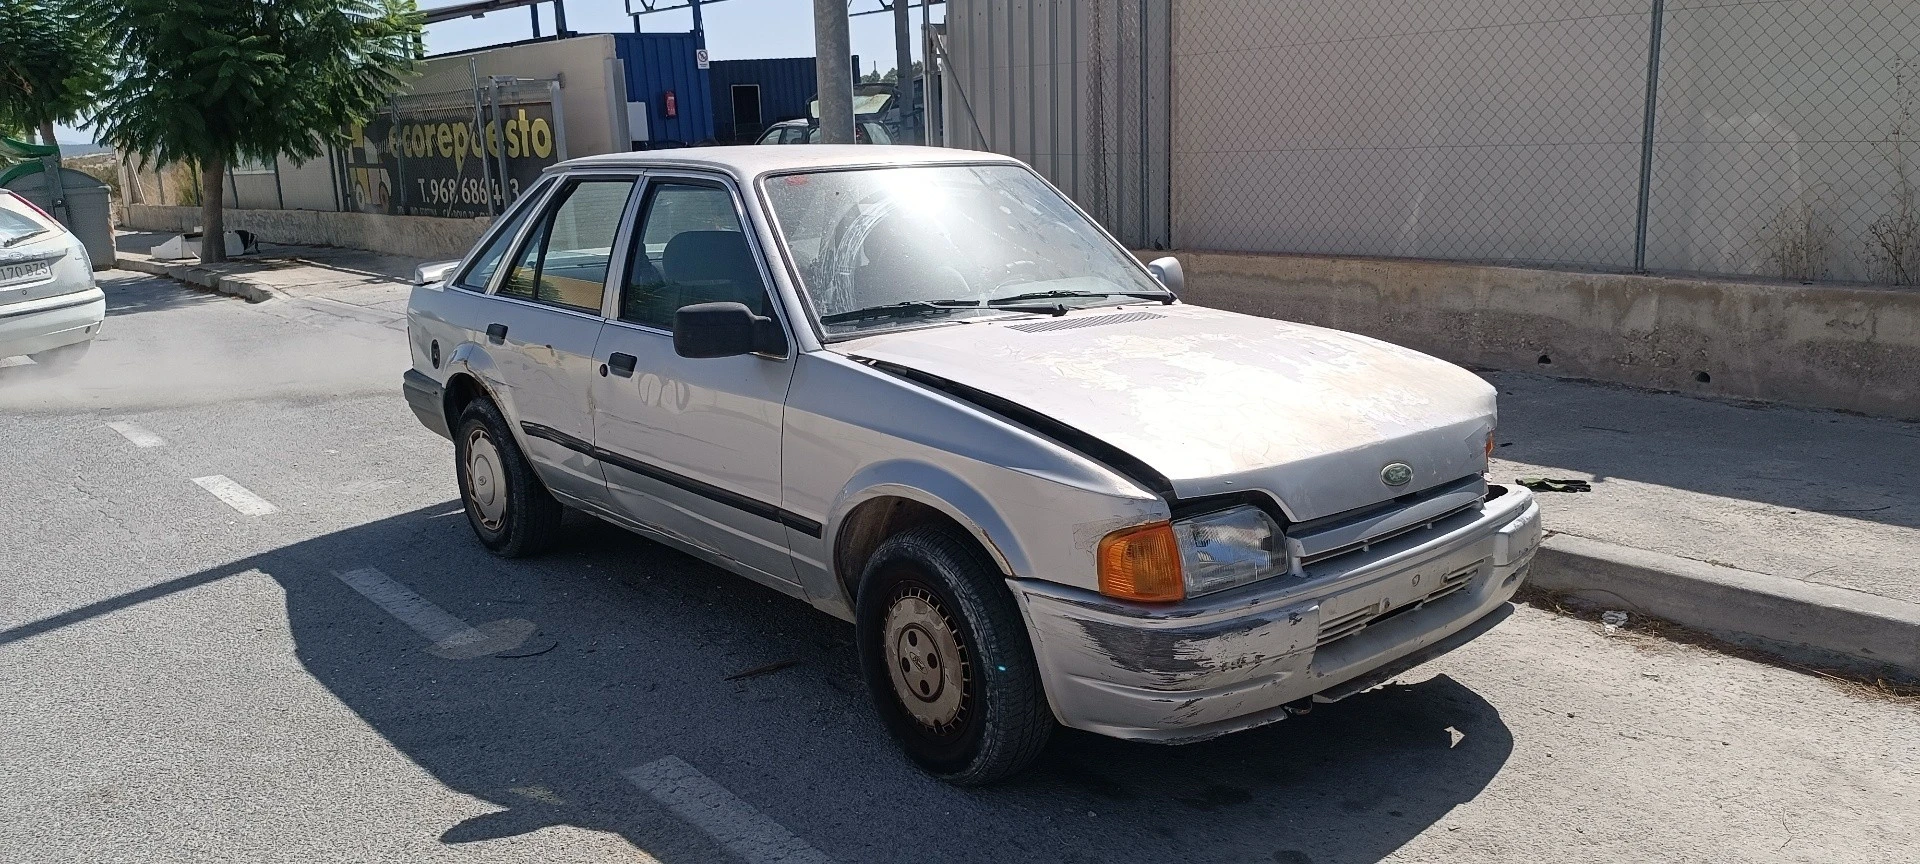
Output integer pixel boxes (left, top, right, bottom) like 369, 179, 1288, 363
1381, 462, 1413, 487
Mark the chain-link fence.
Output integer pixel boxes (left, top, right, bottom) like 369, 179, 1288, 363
945, 0, 1920, 284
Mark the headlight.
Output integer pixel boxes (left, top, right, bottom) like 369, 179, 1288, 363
1097, 505, 1291, 602
1174, 505, 1289, 597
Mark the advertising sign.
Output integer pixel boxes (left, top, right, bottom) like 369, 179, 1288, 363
344, 99, 561, 219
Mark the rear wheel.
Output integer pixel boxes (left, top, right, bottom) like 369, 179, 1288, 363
29, 341, 89, 372
855, 524, 1054, 785
454, 398, 564, 557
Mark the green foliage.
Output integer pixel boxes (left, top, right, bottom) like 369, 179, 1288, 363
0, 0, 111, 134
91, 0, 420, 169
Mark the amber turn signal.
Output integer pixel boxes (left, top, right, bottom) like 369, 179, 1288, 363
1097, 521, 1184, 602
1486, 428, 1498, 458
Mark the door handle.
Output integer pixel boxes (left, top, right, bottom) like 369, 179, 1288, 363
485, 323, 508, 344
607, 352, 637, 378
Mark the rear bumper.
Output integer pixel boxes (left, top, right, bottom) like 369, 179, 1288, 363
1013, 485, 1541, 743
0, 288, 105, 358
403, 369, 451, 440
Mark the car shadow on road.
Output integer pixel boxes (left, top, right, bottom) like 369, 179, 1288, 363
3, 503, 1513, 863
99, 269, 225, 316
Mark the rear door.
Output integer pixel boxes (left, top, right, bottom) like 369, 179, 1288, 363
481, 174, 638, 507
590, 173, 800, 586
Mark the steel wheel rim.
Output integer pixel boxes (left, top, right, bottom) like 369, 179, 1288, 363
882, 587, 970, 731
465, 428, 507, 531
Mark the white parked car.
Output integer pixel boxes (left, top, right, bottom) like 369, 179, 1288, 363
403, 147, 1542, 784
0, 189, 103, 369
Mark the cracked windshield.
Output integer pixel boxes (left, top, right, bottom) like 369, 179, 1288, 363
764, 164, 1167, 336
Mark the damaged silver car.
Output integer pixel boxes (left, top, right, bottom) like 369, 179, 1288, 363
403, 147, 1542, 784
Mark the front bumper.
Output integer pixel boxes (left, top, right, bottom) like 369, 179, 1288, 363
1012, 485, 1541, 743
403, 369, 451, 440
0, 288, 105, 359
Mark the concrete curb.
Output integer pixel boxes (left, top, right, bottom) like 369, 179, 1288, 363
1531, 533, 1920, 680
113, 256, 278, 303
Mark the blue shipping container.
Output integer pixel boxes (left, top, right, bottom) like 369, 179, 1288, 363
614, 32, 715, 148
708, 57, 817, 142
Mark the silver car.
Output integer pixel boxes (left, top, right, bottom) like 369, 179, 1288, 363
0, 189, 103, 369
403, 147, 1542, 784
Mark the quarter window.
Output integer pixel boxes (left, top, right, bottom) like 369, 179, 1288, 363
499, 178, 636, 312
619, 181, 772, 329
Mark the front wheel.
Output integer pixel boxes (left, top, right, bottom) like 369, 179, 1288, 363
855, 525, 1054, 785
454, 398, 564, 557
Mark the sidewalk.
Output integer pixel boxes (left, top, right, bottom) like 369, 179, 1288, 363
1489, 372, 1920, 678
113, 231, 417, 322
112, 233, 1920, 679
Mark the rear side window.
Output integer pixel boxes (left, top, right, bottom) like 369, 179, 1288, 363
499, 178, 636, 312
454, 181, 550, 292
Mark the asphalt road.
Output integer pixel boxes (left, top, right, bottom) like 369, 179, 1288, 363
2, 271, 1916, 863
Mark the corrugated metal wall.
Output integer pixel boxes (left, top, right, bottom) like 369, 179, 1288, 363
942, 0, 1170, 249
615, 33, 716, 147
709, 57, 818, 142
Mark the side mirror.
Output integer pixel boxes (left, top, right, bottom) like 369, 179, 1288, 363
413, 260, 460, 286
673, 302, 787, 359
1146, 256, 1185, 297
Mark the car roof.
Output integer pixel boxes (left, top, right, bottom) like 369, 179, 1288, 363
551, 146, 1024, 182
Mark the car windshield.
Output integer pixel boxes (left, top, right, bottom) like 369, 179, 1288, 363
762, 164, 1166, 337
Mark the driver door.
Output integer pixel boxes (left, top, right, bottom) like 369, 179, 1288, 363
589, 174, 801, 588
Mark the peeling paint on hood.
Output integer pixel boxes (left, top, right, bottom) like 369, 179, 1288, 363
840, 304, 1495, 520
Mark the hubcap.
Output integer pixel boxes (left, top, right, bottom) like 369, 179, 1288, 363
882, 589, 969, 731
465, 429, 507, 531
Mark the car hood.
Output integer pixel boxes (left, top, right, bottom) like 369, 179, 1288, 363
837, 304, 1495, 521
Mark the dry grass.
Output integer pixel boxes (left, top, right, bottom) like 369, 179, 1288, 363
1515, 585, 1920, 705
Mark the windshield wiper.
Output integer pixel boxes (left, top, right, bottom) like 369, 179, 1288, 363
986, 289, 1174, 306
1, 229, 48, 248
818, 299, 980, 325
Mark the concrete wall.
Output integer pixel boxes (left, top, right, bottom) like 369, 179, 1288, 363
275, 153, 340, 212
1169, 250, 1920, 420
226, 170, 282, 211
125, 204, 488, 262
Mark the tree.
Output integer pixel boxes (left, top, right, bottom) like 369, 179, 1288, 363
92, 0, 419, 262
0, 0, 110, 148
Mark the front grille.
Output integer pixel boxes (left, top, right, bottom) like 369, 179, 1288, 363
1315, 560, 1484, 648
1299, 501, 1479, 567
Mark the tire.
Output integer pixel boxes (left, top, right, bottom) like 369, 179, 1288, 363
29, 341, 90, 373
855, 524, 1054, 785
453, 398, 564, 557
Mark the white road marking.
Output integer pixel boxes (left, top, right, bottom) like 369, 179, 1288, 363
624, 757, 833, 864
105, 421, 166, 448
190, 475, 278, 516
333, 567, 491, 651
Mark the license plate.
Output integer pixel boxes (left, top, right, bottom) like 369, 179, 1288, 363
0, 261, 50, 286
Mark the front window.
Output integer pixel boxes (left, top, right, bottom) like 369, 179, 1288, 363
762, 164, 1167, 338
